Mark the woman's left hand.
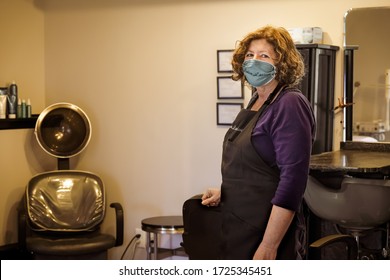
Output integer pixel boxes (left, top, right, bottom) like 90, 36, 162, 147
252, 243, 277, 260
252, 205, 295, 260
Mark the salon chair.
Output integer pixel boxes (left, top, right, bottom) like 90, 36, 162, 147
17, 170, 123, 259
181, 194, 222, 259
183, 194, 359, 260
308, 234, 358, 260
305, 174, 390, 260
17, 103, 124, 259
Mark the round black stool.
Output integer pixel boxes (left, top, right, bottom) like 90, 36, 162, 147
141, 215, 185, 260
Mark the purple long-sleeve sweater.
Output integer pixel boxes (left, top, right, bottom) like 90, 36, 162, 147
251, 88, 316, 212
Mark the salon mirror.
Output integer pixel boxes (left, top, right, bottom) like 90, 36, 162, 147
344, 6, 390, 142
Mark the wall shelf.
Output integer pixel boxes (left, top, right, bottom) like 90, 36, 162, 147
0, 114, 39, 130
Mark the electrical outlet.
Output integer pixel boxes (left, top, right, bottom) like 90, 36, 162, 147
135, 228, 146, 248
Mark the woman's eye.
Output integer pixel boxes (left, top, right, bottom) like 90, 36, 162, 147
244, 53, 270, 59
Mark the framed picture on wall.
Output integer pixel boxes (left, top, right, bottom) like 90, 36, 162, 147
217, 49, 234, 73
217, 76, 243, 99
216, 102, 243, 125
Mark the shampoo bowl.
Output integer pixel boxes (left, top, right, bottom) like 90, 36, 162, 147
304, 175, 390, 230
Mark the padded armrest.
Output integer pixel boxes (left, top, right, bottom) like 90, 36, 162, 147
110, 203, 124, 246
309, 234, 358, 260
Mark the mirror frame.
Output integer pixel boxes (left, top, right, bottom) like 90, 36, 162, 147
343, 6, 390, 141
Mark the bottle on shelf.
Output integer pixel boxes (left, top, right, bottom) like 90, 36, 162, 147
26, 98, 32, 118
17, 98, 22, 118
7, 81, 18, 119
21, 99, 26, 118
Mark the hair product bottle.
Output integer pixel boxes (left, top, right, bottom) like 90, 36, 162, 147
7, 81, 18, 119
0, 88, 7, 119
17, 98, 22, 118
26, 98, 32, 118
21, 99, 26, 118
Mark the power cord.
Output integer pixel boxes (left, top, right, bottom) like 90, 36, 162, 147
120, 234, 141, 260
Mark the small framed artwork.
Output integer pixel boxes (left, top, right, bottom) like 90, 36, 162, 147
217, 76, 243, 99
217, 49, 234, 73
216, 102, 243, 125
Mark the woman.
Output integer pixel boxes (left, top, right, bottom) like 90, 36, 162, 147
202, 26, 316, 260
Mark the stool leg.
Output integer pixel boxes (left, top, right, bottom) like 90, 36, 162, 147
153, 233, 158, 260
146, 232, 151, 260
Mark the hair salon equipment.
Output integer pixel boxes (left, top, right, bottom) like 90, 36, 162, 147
305, 175, 390, 259
21, 99, 26, 118
26, 98, 31, 118
16, 98, 32, 118
7, 81, 17, 119
344, 7, 390, 142
16, 98, 22, 118
182, 195, 222, 259
304, 142, 390, 260
0, 88, 7, 119
141, 216, 185, 260
35, 103, 92, 170
17, 103, 124, 259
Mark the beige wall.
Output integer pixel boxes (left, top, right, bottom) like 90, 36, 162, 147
1, 0, 389, 259
0, 0, 45, 247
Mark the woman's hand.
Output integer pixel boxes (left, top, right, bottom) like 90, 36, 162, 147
252, 243, 277, 260
201, 188, 221, 207
252, 205, 295, 260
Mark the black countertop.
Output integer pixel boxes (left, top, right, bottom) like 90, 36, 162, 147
309, 141, 390, 175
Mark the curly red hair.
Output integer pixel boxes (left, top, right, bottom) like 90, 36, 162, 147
232, 25, 305, 87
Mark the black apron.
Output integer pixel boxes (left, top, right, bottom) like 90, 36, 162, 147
219, 85, 298, 260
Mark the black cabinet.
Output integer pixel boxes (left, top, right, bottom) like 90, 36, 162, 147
297, 45, 341, 259
296, 44, 339, 154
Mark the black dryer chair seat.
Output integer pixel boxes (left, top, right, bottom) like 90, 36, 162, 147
17, 170, 124, 260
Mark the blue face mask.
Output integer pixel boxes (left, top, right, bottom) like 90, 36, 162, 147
242, 59, 276, 87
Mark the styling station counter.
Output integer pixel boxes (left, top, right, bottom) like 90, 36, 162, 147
305, 141, 390, 259
309, 141, 390, 175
